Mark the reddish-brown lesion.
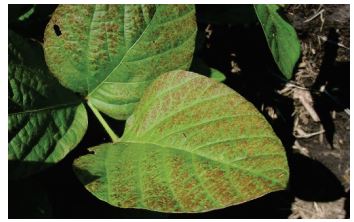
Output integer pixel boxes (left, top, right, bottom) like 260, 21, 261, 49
120, 196, 139, 208
168, 154, 206, 211
86, 179, 102, 193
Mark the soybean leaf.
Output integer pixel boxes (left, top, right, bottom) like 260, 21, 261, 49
209, 68, 226, 82
17, 5, 35, 21
44, 5, 197, 120
8, 31, 88, 179
8, 4, 34, 23
254, 4, 301, 79
9, 5, 57, 41
190, 57, 226, 82
74, 70, 289, 213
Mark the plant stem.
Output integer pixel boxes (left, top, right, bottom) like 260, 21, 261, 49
87, 101, 119, 143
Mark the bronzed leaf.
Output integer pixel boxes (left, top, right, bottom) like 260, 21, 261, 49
44, 4, 197, 119
74, 70, 289, 213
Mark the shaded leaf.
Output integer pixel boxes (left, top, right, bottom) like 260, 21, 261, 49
8, 4, 34, 23
8, 31, 88, 179
9, 5, 58, 42
254, 4, 301, 79
74, 70, 289, 213
18, 5, 36, 21
44, 4, 197, 120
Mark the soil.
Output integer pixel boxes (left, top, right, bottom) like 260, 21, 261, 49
285, 4, 350, 218
8, 4, 350, 219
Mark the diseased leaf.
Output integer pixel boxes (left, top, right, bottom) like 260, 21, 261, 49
44, 4, 197, 120
74, 70, 289, 213
254, 4, 301, 79
8, 31, 88, 179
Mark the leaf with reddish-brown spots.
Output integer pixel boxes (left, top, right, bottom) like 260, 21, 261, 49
44, 5, 197, 120
73, 70, 289, 213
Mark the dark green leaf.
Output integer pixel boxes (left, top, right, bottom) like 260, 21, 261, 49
8, 31, 88, 179
18, 5, 36, 21
254, 4, 301, 79
8, 4, 33, 23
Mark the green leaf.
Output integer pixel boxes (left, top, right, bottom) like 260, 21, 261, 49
190, 57, 226, 82
209, 67, 226, 82
8, 31, 88, 179
8, 4, 33, 23
254, 4, 301, 79
74, 70, 289, 213
44, 5, 197, 120
18, 5, 36, 21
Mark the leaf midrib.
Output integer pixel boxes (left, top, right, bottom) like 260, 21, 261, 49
8, 101, 81, 116
86, 6, 156, 98
254, 4, 298, 77
254, 5, 277, 51
118, 140, 287, 186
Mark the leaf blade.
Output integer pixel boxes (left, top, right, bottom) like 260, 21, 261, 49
190, 57, 226, 82
254, 4, 301, 79
44, 4, 197, 119
8, 31, 88, 179
74, 71, 289, 212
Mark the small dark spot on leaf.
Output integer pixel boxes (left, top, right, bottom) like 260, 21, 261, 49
53, 24, 62, 36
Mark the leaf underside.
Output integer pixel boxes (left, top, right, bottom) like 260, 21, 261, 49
44, 4, 197, 120
74, 70, 289, 213
8, 31, 88, 179
254, 4, 301, 79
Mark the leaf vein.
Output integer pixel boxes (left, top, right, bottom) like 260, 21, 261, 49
140, 92, 235, 137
